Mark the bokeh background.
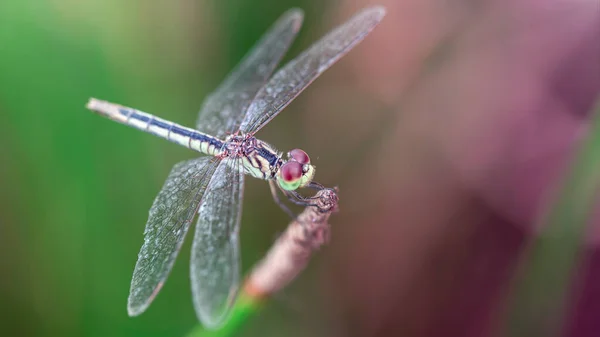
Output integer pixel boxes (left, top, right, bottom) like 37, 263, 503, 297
1, 0, 599, 336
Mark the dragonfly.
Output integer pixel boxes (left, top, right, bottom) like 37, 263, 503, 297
86, 6, 385, 328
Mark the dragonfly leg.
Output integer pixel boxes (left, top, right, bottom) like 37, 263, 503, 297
307, 181, 325, 191
283, 189, 321, 208
289, 187, 338, 214
271, 180, 334, 216
269, 180, 297, 219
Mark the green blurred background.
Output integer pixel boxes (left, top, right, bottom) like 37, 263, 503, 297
2, 0, 599, 336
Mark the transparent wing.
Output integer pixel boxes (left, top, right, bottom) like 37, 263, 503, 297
127, 156, 220, 316
191, 158, 245, 328
240, 6, 386, 134
196, 9, 304, 138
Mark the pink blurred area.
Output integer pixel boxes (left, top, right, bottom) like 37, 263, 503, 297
292, 0, 600, 336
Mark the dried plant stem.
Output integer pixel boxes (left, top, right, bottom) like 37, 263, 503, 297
244, 187, 339, 299
188, 187, 339, 337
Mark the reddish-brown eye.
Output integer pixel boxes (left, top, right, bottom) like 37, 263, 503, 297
289, 148, 310, 164
281, 161, 303, 182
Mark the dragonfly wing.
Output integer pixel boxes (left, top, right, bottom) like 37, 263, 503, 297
240, 6, 386, 134
127, 156, 220, 316
191, 158, 245, 328
196, 9, 303, 138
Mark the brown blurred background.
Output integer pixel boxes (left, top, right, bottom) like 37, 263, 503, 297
1, 0, 599, 336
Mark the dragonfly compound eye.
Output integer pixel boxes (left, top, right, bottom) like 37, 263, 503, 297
281, 161, 303, 182
289, 148, 310, 165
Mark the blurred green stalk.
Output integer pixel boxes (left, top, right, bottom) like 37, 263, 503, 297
504, 98, 600, 337
186, 292, 263, 337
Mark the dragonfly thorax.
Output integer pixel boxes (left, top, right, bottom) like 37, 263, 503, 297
222, 133, 282, 180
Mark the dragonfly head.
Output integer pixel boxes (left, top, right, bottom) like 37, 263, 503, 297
276, 149, 315, 191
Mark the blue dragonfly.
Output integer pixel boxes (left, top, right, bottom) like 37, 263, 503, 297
87, 6, 385, 328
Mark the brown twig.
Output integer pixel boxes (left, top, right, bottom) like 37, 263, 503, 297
243, 187, 339, 300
